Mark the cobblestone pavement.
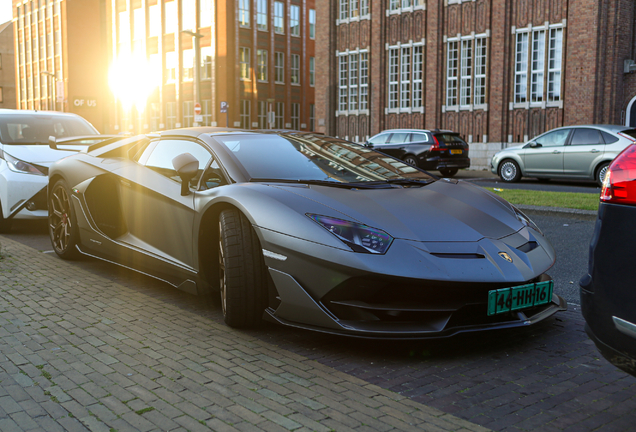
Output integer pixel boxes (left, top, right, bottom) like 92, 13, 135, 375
0, 236, 486, 432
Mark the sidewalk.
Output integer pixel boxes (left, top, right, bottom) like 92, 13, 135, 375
0, 236, 488, 432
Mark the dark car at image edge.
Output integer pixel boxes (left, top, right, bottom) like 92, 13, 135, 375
580, 142, 636, 376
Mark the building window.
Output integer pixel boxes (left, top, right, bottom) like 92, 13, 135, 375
275, 102, 284, 129
182, 0, 196, 31
340, 0, 348, 20
240, 100, 251, 129
257, 0, 267, 31
350, 0, 359, 18
238, 0, 250, 27
360, 0, 369, 15
388, 48, 399, 109
183, 49, 194, 81
183, 101, 194, 127
446, 36, 487, 108
275, 52, 284, 83
257, 49, 268, 81
240, 47, 251, 80
201, 47, 213, 80
515, 26, 563, 105
338, 50, 370, 113
166, 51, 177, 83
400, 47, 411, 108
149, 4, 160, 36
258, 101, 267, 129
309, 9, 316, 39
309, 57, 315, 86
291, 103, 300, 130
340, 0, 368, 19
165, 2, 177, 33
202, 99, 212, 126
390, 0, 424, 11
200, 0, 214, 27
291, 54, 300, 84
274, 2, 284, 34
290, 5, 300, 37
166, 102, 176, 129
309, 103, 315, 131
412, 47, 423, 109
389, 44, 424, 111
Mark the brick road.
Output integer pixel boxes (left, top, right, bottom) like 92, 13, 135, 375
0, 236, 486, 432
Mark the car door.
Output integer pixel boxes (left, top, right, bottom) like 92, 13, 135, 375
523, 128, 571, 176
562, 128, 605, 177
115, 138, 212, 269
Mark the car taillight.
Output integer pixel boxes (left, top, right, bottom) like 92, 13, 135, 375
601, 144, 636, 205
430, 136, 444, 151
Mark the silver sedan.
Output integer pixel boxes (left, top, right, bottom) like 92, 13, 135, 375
491, 125, 636, 186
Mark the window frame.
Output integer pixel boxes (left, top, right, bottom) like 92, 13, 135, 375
291, 53, 300, 85
336, 49, 370, 116
387, 41, 425, 114
238, 0, 250, 27
290, 5, 300, 37
275, 51, 285, 84
444, 33, 489, 112
274, 1, 285, 34
239, 47, 251, 80
257, 0, 268, 31
257, 49, 268, 82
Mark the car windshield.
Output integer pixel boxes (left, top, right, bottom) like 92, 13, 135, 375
214, 133, 434, 183
0, 115, 98, 145
435, 134, 467, 145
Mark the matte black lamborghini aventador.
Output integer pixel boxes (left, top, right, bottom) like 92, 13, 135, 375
48, 128, 566, 338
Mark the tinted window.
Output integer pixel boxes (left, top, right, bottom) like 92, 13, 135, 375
535, 129, 570, 147
141, 139, 212, 184
409, 133, 429, 143
368, 134, 390, 145
601, 131, 619, 144
435, 134, 467, 145
388, 132, 410, 144
214, 134, 433, 183
570, 128, 603, 146
0, 115, 98, 144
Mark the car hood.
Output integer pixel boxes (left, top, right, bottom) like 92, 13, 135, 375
267, 180, 525, 243
501, 144, 525, 152
1, 144, 77, 164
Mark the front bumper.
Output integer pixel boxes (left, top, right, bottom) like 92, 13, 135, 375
257, 226, 565, 339
0, 164, 49, 220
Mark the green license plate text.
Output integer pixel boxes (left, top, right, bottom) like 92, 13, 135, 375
487, 280, 553, 316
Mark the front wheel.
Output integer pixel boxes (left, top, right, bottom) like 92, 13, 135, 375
499, 159, 521, 183
596, 162, 610, 187
49, 179, 80, 260
439, 168, 459, 177
403, 155, 418, 167
218, 208, 268, 328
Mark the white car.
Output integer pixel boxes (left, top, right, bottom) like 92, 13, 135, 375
0, 110, 100, 232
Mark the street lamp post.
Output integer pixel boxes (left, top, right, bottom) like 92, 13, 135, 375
182, 30, 203, 126
41, 71, 56, 111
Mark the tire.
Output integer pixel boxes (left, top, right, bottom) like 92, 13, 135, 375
0, 203, 12, 233
439, 168, 459, 177
596, 162, 610, 187
218, 208, 268, 328
498, 159, 522, 183
48, 179, 81, 260
403, 155, 418, 167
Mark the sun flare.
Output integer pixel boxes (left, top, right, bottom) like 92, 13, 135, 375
109, 52, 160, 113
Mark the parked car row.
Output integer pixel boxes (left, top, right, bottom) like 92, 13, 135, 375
0, 109, 633, 377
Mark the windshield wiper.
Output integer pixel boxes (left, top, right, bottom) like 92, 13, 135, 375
249, 178, 392, 189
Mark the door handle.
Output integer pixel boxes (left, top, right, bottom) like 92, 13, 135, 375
552, 150, 561, 154
590, 149, 600, 153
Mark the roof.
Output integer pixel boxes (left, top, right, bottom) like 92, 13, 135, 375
0, 21, 12, 35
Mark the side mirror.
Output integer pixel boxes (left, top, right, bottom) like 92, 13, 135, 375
525, 142, 542, 149
49, 136, 58, 150
172, 152, 199, 196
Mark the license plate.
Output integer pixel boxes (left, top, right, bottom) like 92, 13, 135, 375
487, 280, 554, 316
450, 149, 462, 155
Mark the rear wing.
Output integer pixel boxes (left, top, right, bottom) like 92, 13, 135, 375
48, 135, 123, 151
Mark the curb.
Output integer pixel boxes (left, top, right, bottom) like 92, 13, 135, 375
515, 204, 598, 216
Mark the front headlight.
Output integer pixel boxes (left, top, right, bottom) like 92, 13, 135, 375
308, 214, 394, 254
512, 206, 543, 235
2, 152, 46, 176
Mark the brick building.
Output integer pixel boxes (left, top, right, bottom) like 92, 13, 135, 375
11, 0, 109, 131
316, 1, 636, 167
107, 0, 316, 134
0, 21, 17, 109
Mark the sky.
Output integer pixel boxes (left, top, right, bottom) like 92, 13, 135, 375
0, 2, 12, 24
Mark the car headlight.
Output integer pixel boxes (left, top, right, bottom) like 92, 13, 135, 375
1, 151, 46, 176
308, 214, 394, 254
512, 206, 542, 235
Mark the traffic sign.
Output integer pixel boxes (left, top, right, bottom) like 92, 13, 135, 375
220, 101, 228, 113
194, 102, 201, 115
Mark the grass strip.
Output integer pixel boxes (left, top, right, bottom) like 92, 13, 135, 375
485, 187, 600, 211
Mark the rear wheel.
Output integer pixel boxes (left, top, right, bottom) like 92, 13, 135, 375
218, 208, 268, 328
403, 155, 418, 167
596, 162, 610, 187
49, 179, 80, 260
499, 159, 521, 183
439, 168, 459, 177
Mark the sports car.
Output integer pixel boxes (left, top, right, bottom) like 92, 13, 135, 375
48, 128, 566, 338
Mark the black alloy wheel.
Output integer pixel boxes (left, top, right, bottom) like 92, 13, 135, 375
218, 208, 268, 328
439, 168, 459, 177
403, 155, 418, 167
499, 159, 522, 182
49, 180, 80, 260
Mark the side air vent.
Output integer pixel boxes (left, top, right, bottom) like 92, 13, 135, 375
429, 253, 485, 259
